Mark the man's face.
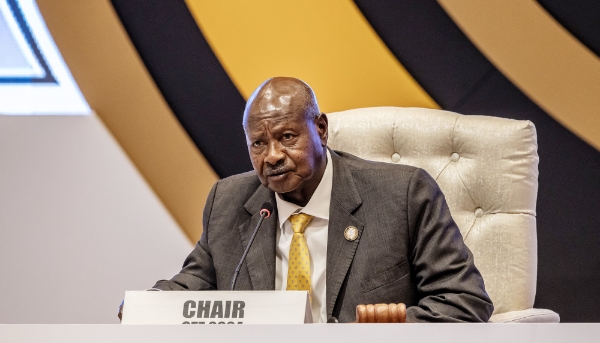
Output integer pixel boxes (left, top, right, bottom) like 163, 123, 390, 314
245, 106, 327, 204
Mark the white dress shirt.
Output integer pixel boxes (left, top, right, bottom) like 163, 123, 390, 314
275, 150, 332, 323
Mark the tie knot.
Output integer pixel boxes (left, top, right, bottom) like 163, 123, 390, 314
289, 213, 313, 234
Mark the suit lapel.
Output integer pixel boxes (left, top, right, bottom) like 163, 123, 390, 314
235, 151, 364, 310
326, 151, 364, 317
238, 184, 278, 290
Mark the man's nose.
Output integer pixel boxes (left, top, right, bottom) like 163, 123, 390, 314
264, 141, 285, 165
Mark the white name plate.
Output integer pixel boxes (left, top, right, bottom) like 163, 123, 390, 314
122, 291, 312, 325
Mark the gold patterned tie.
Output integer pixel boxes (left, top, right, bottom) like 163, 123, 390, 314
286, 213, 314, 293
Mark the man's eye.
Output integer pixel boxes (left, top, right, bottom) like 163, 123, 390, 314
282, 134, 294, 140
252, 141, 264, 147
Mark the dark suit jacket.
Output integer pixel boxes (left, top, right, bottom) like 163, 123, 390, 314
154, 150, 494, 322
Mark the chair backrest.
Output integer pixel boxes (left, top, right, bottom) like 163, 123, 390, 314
327, 107, 539, 315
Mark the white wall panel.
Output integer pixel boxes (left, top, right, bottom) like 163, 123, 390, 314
0, 113, 193, 323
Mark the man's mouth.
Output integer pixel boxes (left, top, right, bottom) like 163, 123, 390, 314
266, 169, 289, 180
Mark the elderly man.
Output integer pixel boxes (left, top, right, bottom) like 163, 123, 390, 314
147, 77, 493, 323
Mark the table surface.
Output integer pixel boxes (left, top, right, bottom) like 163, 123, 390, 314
1, 324, 600, 343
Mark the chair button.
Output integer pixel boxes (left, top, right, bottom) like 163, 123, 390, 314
475, 208, 484, 218
391, 153, 401, 163
450, 152, 460, 162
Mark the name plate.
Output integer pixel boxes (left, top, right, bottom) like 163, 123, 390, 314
121, 291, 312, 325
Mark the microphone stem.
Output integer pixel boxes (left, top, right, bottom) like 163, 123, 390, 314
230, 213, 267, 291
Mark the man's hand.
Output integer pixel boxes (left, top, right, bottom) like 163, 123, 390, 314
118, 300, 124, 322
355, 303, 406, 323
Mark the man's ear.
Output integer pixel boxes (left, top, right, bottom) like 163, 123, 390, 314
316, 113, 328, 146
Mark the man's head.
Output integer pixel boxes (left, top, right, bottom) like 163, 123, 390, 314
243, 77, 328, 206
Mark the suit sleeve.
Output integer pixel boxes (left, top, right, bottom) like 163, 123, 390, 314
405, 168, 494, 322
151, 182, 219, 291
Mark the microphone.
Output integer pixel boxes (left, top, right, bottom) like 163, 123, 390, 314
230, 202, 274, 291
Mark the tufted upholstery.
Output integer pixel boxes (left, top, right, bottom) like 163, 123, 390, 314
327, 107, 559, 323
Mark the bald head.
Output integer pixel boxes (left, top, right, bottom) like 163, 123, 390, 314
242, 77, 328, 206
243, 77, 320, 129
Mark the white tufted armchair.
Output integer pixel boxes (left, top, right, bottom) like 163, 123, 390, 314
327, 107, 559, 323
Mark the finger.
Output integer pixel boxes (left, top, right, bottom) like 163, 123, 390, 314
389, 303, 399, 323
356, 304, 367, 323
366, 304, 375, 323
374, 304, 389, 323
398, 303, 406, 323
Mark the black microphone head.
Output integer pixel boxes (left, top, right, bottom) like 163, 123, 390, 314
259, 202, 274, 218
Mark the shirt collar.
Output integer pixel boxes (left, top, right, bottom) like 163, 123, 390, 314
275, 149, 333, 228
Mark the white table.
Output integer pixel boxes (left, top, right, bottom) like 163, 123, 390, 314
1, 323, 599, 343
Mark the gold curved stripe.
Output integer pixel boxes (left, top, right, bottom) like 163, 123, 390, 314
439, 0, 600, 151
37, 0, 218, 242
185, 0, 438, 112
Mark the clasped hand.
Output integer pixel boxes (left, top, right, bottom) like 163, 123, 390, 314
355, 303, 406, 323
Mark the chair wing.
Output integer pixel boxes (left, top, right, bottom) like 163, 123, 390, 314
327, 107, 558, 322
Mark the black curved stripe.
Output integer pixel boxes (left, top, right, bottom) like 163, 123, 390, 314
538, 0, 600, 58
110, 0, 251, 178
354, 0, 494, 110
354, 0, 600, 322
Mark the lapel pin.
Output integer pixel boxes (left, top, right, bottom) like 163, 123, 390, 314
344, 226, 358, 241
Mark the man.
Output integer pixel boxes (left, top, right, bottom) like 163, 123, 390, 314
146, 77, 493, 323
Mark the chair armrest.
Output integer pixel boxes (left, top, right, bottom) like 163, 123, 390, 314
489, 308, 560, 323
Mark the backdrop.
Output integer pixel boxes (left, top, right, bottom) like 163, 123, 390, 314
107, 0, 600, 322
22, 0, 597, 322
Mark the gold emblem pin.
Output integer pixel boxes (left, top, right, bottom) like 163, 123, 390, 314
344, 226, 359, 241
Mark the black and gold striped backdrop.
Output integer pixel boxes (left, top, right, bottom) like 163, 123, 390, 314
105, 0, 600, 322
